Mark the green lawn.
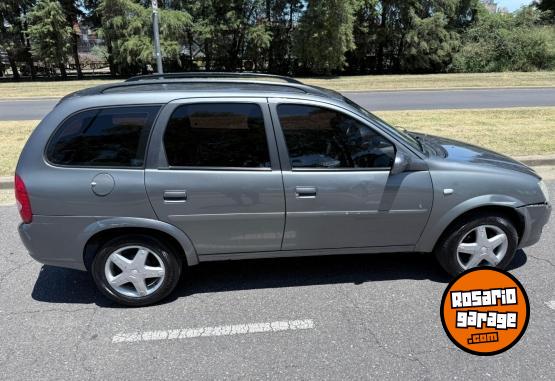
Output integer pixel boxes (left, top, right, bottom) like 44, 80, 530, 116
0, 120, 39, 177
375, 107, 555, 157
0, 79, 117, 99
0, 71, 554, 99
302, 71, 555, 91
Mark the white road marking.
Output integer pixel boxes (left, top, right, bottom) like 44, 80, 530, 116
112, 319, 315, 343
545, 301, 555, 310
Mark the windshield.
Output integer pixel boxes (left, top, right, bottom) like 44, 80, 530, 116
341, 96, 424, 153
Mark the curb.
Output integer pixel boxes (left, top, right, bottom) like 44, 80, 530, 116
515, 155, 555, 167
2, 155, 554, 190
0, 177, 12, 190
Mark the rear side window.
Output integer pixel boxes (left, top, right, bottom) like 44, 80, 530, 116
47, 106, 160, 167
164, 103, 271, 168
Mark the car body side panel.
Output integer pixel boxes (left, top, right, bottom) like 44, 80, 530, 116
18, 215, 200, 271
279, 170, 433, 249
146, 170, 286, 254
145, 97, 286, 255
19, 215, 96, 270
415, 160, 548, 253
82, 216, 200, 265
15, 98, 163, 219
267, 98, 434, 250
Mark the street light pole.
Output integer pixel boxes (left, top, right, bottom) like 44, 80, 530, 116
152, 0, 163, 74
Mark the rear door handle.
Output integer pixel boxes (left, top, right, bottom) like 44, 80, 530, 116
163, 190, 187, 202
295, 186, 317, 198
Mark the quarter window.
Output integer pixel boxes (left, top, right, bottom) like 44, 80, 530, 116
164, 103, 271, 168
277, 104, 395, 169
47, 106, 160, 167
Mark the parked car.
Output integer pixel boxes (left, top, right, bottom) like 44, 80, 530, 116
16, 73, 551, 306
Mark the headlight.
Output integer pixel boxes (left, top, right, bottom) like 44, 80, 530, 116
538, 180, 550, 202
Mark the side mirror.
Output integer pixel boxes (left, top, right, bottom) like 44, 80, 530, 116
390, 151, 410, 175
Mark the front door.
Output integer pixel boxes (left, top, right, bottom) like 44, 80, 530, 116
145, 98, 285, 255
269, 99, 433, 251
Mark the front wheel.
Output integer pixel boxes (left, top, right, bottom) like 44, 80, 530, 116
435, 214, 518, 276
91, 235, 182, 307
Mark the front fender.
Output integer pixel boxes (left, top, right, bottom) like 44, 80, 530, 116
415, 194, 524, 253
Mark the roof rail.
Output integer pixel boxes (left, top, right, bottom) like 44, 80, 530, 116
125, 72, 304, 85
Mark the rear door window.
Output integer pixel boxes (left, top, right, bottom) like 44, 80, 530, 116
47, 106, 160, 167
163, 103, 271, 168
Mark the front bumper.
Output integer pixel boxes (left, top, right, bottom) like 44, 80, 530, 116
517, 202, 551, 248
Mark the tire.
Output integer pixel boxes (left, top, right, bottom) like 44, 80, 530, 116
91, 234, 182, 307
434, 213, 518, 276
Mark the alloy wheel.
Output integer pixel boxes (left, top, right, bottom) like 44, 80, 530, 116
104, 245, 166, 298
456, 225, 508, 270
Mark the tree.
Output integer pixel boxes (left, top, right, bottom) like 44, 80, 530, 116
265, 0, 303, 74
203, 1, 270, 71
98, 0, 191, 75
401, 11, 460, 72
347, 0, 379, 74
294, 0, 357, 74
0, 1, 37, 80
535, 0, 555, 22
27, 0, 73, 78
452, 7, 555, 72
60, 0, 84, 79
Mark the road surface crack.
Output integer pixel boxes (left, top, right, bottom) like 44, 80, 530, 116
338, 286, 431, 380
527, 254, 555, 267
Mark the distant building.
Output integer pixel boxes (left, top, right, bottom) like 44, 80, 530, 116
75, 22, 103, 53
482, 0, 498, 13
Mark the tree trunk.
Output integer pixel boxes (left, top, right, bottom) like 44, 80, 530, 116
187, 31, 194, 70
59, 63, 67, 79
395, 33, 405, 73
72, 33, 83, 79
266, 0, 273, 72
106, 40, 116, 77
8, 55, 20, 81
204, 41, 211, 71
21, 5, 36, 80
376, 4, 388, 74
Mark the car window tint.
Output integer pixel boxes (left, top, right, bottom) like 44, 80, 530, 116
164, 103, 271, 168
277, 104, 395, 169
47, 106, 160, 167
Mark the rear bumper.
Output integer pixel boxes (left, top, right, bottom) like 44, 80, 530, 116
517, 203, 551, 248
18, 215, 96, 271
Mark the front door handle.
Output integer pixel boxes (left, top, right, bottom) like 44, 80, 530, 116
163, 190, 187, 202
295, 186, 317, 198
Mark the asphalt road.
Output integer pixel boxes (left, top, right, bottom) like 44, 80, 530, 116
1, 87, 555, 121
0, 182, 553, 380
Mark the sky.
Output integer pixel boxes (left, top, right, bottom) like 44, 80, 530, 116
497, 0, 533, 11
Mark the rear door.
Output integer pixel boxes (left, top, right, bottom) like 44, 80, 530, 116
269, 98, 433, 251
145, 98, 285, 256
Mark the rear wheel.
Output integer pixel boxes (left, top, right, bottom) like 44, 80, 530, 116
92, 235, 182, 307
435, 214, 518, 276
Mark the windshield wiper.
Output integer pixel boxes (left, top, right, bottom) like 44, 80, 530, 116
406, 130, 425, 153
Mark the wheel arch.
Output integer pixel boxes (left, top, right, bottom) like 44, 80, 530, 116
82, 217, 199, 270
433, 205, 524, 252
416, 196, 526, 253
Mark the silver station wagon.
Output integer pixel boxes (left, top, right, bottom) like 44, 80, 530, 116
16, 73, 551, 306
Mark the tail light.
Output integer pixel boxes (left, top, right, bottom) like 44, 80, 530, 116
15, 174, 32, 223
